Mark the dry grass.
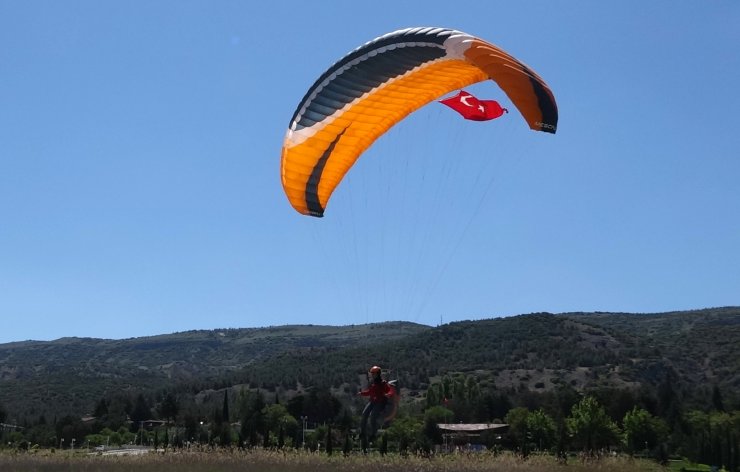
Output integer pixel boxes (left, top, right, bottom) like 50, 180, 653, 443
0, 448, 667, 472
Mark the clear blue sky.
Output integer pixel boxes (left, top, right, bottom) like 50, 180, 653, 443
1, 1, 738, 343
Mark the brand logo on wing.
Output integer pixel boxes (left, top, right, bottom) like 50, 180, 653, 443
536, 122, 557, 131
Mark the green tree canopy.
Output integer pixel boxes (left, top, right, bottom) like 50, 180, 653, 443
262, 403, 298, 447
622, 406, 667, 454
566, 396, 620, 451
158, 392, 179, 423
504, 407, 530, 453
527, 409, 557, 451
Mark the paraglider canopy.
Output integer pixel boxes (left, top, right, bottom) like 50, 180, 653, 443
280, 26, 558, 217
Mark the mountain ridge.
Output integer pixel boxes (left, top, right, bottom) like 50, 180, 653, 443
1, 309, 738, 421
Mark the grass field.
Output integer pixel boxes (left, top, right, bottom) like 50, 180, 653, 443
0, 448, 670, 472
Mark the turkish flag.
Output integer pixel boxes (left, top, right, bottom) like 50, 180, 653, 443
439, 90, 508, 121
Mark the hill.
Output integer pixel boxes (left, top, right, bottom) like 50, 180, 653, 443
1, 308, 738, 422
239, 308, 739, 408
0, 322, 429, 420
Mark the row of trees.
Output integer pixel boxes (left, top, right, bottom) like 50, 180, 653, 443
2, 374, 739, 470
503, 398, 740, 469
424, 374, 739, 469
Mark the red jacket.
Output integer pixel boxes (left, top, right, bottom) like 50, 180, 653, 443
360, 380, 394, 404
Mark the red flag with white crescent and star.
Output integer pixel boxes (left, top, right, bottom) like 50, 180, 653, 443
439, 90, 508, 121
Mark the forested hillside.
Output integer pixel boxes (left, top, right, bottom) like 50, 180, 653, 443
0, 322, 428, 420
236, 308, 739, 410
2, 308, 738, 423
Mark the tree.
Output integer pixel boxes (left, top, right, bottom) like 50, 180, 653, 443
130, 393, 151, 426
712, 385, 725, 412
326, 424, 333, 455
159, 393, 179, 424
386, 416, 422, 454
336, 408, 354, 435
93, 398, 109, 418
183, 414, 200, 444
305, 388, 341, 424
566, 396, 620, 451
380, 432, 388, 455
277, 424, 285, 449
729, 410, 740, 472
343, 433, 352, 456
622, 406, 667, 455
210, 391, 233, 447
527, 409, 557, 451
237, 389, 266, 448
262, 403, 297, 447
286, 394, 305, 420
216, 413, 233, 447
594, 388, 637, 423
708, 411, 735, 471
685, 410, 711, 465
55, 415, 92, 449
504, 407, 530, 454
222, 390, 230, 423
422, 406, 453, 445
656, 369, 681, 429
109, 430, 123, 446
425, 374, 484, 422
101, 395, 131, 430
552, 384, 581, 419
482, 391, 513, 422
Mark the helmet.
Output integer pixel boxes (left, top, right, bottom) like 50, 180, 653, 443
369, 366, 382, 374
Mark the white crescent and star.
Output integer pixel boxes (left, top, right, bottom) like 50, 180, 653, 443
459, 94, 485, 113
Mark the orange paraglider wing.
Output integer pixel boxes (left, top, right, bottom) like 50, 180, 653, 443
281, 27, 557, 217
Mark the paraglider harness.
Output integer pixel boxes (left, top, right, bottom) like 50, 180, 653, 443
361, 368, 399, 423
